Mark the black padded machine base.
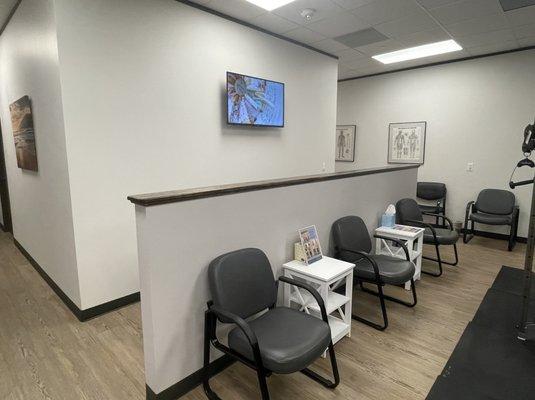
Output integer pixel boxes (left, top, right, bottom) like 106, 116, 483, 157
426, 266, 535, 400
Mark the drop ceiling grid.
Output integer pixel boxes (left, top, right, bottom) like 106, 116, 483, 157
187, 0, 535, 79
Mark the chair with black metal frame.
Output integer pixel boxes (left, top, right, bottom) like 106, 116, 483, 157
332, 216, 417, 331
396, 198, 459, 277
463, 189, 519, 251
203, 248, 340, 400
417, 182, 447, 227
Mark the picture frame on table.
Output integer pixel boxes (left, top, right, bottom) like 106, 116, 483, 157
298, 225, 323, 265
388, 121, 426, 165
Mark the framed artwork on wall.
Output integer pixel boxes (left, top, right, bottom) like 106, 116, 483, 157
9, 95, 38, 171
336, 125, 356, 162
388, 121, 426, 165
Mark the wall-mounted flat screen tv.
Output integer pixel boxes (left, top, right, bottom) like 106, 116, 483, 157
227, 72, 284, 127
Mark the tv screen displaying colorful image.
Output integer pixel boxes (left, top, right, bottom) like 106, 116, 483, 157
227, 72, 284, 127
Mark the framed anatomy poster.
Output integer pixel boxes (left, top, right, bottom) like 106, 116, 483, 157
336, 125, 356, 162
388, 121, 426, 164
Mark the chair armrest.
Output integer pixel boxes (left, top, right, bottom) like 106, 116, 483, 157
336, 248, 381, 284
373, 234, 410, 261
207, 305, 259, 348
422, 212, 454, 230
465, 201, 475, 226
279, 276, 329, 323
405, 219, 438, 242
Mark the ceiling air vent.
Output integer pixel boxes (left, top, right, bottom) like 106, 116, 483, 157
333, 28, 389, 49
499, 0, 535, 11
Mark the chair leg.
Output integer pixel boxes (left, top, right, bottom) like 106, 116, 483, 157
422, 244, 443, 277
463, 220, 475, 244
256, 370, 270, 400
203, 314, 222, 400
360, 278, 417, 308
508, 220, 517, 252
300, 340, 340, 389
352, 282, 388, 331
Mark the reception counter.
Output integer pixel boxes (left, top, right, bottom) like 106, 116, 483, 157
128, 165, 419, 399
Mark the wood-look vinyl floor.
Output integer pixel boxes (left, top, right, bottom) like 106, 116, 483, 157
0, 230, 526, 399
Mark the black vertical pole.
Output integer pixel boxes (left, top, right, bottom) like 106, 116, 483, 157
518, 172, 535, 341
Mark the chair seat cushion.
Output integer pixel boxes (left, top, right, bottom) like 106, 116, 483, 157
228, 307, 330, 374
470, 212, 512, 225
424, 227, 459, 245
352, 254, 415, 285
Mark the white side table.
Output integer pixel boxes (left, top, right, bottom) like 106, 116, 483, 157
282, 256, 354, 346
374, 224, 424, 290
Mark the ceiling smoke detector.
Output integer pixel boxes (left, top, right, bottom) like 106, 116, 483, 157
300, 8, 315, 21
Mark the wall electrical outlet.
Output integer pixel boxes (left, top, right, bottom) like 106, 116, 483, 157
322, 162, 326, 172
467, 162, 474, 172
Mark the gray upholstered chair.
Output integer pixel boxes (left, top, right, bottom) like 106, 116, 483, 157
417, 182, 447, 227
203, 248, 340, 400
332, 216, 417, 331
463, 189, 519, 251
396, 198, 459, 277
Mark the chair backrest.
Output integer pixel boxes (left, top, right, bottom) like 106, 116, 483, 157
332, 216, 372, 262
417, 182, 446, 201
396, 198, 423, 224
475, 189, 515, 215
208, 248, 277, 322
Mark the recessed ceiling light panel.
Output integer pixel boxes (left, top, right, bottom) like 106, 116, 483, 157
245, 0, 297, 11
372, 40, 462, 64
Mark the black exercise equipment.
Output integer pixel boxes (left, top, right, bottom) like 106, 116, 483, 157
509, 118, 535, 341
203, 248, 340, 400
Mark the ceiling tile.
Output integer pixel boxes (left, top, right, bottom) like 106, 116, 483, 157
445, 13, 510, 36
374, 11, 440, 37
416, 0, 459, 8
397, 29, 452, 47
307, 12, 370, 37
343, 57, 383, 69
513, 23, 535, 39
331, 0, 376, 10
519, 36, 535, 45
334, 48, 368, 62
456, 28, 517, 47
272, 0, 343, 25
313, 38, 351, 52
204, 0, 266, 20
429, 0, 503, 25
466, 40, 518, 55
354, 38, 404, 55
283, 27, 326, 44
351, 0, 421, 25
251, 12, 299, 33
505, 5, 535, 26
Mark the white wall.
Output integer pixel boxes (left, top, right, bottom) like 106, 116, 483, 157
0, 0, 80, 305
337, 50, 535, 237
52, 0, 338, 309
135, 166, 417, 394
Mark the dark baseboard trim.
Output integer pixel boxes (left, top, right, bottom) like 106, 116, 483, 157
146, 355, 235, 400
460, 229, 527, 244
14, 238, 140, 321
176, 0, 338, 60
339, 46, 535, 83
